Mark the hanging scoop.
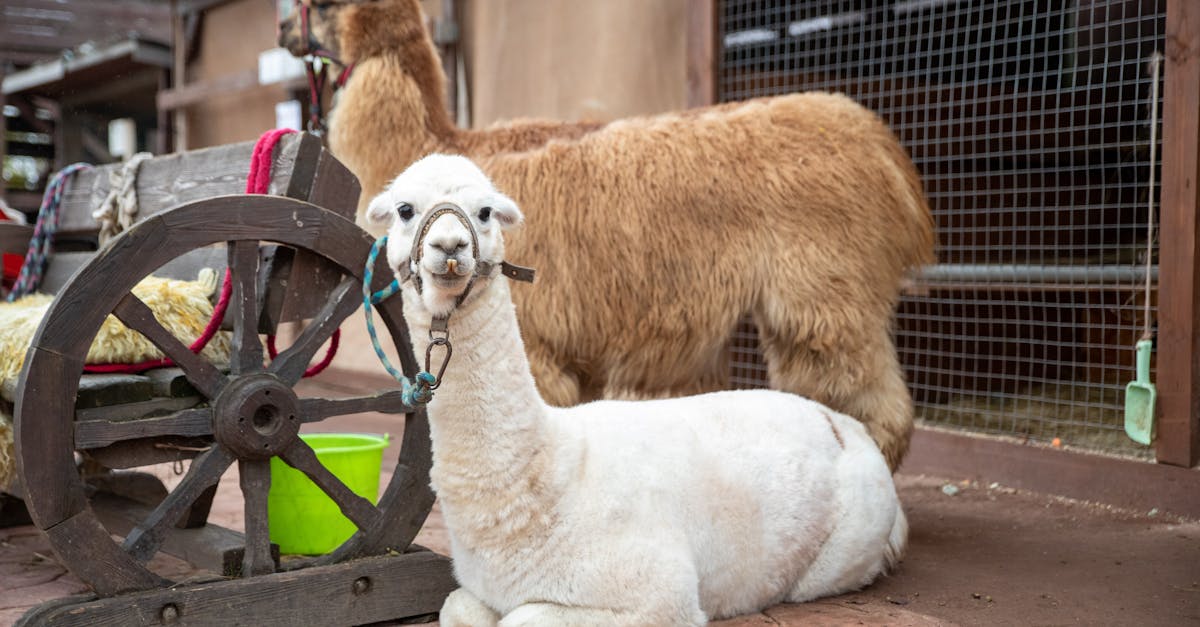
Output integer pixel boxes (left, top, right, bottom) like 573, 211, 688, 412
1124, 339, 1157, 445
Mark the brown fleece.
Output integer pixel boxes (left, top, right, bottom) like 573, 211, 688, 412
282, 0, 935, 470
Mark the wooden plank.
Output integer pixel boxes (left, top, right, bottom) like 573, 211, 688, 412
112, 292, 228, 399
123, 445, 235, 563
685, 0, 717, 108
54, 134, 305, 238
228, 240, 264, 375
74, 374, 153, 409
156, 68, 258, 112
91, 490, 245, 576
17, 551, 455, 626
74, 405, 210, 449
270, 276, 361, 385
901, 428, 1200, 519
43, 508, 168, 596
239, 459, 275, 576
1157, 0, 1200, 467
145, 367, 199, 397
297, 392, 408, 423
13, 347, 89, 527
277, 438, 381, 531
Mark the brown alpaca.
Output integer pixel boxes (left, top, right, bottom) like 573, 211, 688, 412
279, 0, 934, 470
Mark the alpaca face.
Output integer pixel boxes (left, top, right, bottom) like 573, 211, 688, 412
277, 0, 350, 61
367, 155, 523, 317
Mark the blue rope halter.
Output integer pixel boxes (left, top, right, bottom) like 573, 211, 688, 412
364, 236, 436, 407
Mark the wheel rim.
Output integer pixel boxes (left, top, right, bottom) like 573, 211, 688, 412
14, 196, 434, 595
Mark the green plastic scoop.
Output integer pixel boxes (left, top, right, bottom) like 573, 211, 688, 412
1124, 339, 1157, 446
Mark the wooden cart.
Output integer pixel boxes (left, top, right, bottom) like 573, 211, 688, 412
0, 134, 454, 625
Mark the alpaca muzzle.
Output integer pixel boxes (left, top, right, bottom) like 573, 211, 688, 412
401, 203, 535, 308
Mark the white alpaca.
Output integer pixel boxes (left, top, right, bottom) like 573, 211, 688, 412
368, 155, 908, 627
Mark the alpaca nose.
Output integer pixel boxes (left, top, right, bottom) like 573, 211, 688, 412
429, 238, 468, 257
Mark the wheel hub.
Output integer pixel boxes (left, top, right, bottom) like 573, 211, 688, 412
213, 374, 301, 459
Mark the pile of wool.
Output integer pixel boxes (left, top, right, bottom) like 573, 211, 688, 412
0, 269, 231, 490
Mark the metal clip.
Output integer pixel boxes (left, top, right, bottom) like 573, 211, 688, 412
424, 336, 452, 390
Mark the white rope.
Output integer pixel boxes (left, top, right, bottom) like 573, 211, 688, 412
93, 152, 153, 246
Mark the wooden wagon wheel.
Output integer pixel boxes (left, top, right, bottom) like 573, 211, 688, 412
13, 195, 434, 596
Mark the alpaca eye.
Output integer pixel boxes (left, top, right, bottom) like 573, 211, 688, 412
397, 203, 415, 221
478, 207, 492, 223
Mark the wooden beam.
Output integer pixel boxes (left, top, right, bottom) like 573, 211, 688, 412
156, 68, 258, 112
171, 2, 188, 152
1157, 0, 1200, 467
686, 0, 717, 108
901, 428, 1200, 519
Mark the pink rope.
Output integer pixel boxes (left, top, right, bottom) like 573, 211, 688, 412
84, 129, 342, 377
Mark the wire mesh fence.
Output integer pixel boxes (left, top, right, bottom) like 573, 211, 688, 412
718, 0, 1163, 459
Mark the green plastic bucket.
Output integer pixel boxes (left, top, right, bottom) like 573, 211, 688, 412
268, 433, 389, 555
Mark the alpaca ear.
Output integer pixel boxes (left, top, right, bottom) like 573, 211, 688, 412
366, 193, 396, 227
488, 192, 523, 230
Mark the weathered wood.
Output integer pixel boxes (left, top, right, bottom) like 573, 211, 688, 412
902, 427, 1200, 519
74, 374, 153, 409
239, 458, 275, 577
83, 437, 210, 470
112, 292, 228, 399
270, 276, 361, 385
228, 240, 264, 375
55, 135, 307, 239
14, 347, 89, 528
75, 395, 200, 424
74, 406, 211, 449
16, 551, 455, 627
1158, 0, 1200, 467
123, 445, 235, 563
297, 392, 408, 423
17, 196, 433, 591
145, 367, 198, 398
91, 490, 246, 577
45, 509, 169, 595
278, 438, 382, 532
84, 471, 168, 507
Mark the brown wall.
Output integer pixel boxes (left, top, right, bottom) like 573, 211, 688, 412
463, 0, 688, 126
184, 1, 689, 144
186, 0, 296, 148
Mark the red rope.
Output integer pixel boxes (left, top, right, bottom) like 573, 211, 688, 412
84, 129, 340, 377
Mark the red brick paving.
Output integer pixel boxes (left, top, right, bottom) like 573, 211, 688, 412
2, 366, 1197, 625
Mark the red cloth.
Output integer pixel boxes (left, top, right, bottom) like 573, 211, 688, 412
1, 210, 22, 290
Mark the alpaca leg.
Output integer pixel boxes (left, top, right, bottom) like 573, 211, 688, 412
756, 314, 913, 470
499, 602, 705, 627
440, 587, 501, 627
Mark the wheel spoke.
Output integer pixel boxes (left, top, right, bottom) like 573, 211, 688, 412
122, 444, 235, 562
297, 392, 408, 423
239, 458, 274, 576
112, 293, 228, 398
75, 407, 213, 449
269, 276, 360, 385
278, 438, 381, 531
229, 240, 264, 375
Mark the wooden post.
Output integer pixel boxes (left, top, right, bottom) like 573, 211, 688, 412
1157, 0, 1200, 467
0, 72, 6, 206
686, 0, 717, 108
171, 1, 189, 152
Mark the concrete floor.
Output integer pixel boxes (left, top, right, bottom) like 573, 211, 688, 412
2, 373, 1199, 626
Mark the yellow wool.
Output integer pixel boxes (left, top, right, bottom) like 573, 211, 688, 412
0, 272, 231, 490
0, 411, 11, 491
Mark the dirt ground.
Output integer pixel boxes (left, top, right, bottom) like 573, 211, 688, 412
2, 375, 1198, 626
